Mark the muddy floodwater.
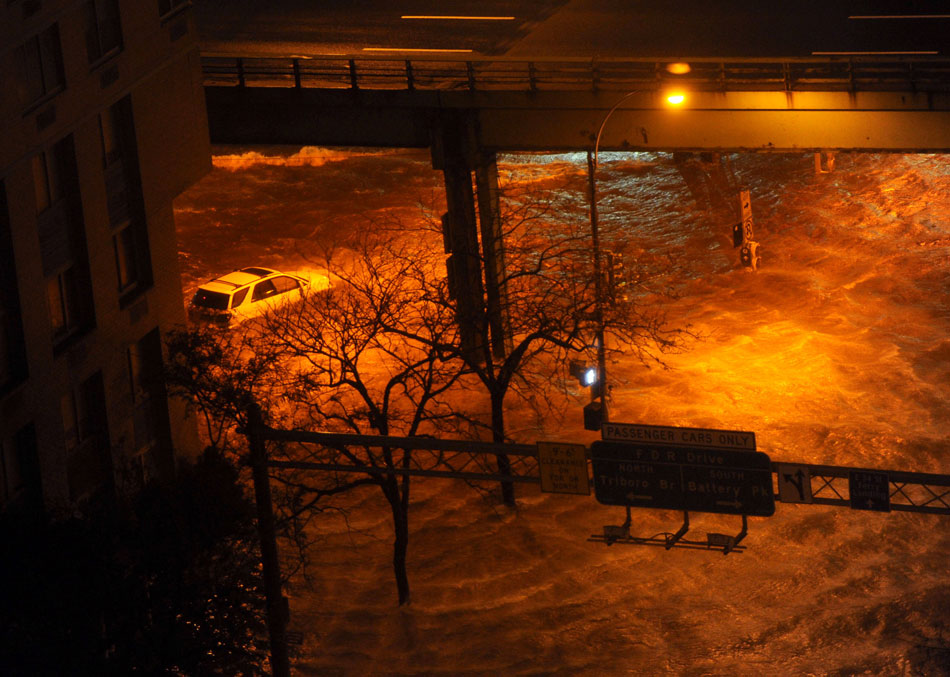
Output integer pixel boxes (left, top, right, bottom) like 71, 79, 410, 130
174, 147, 950, 675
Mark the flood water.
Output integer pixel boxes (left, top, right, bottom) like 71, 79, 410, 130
173, 147, 950, 675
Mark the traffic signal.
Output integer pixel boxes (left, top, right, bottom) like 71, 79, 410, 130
740, 241, 760, 270
572, 360, 604, 430
583, 401, 603, 431
571, 361, 602, 399
570, 360, 598, 387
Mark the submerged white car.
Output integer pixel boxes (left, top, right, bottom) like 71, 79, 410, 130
188, 267, 311, 326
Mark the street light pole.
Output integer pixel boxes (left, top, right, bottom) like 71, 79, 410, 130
586, 149, 609, 423
586, 90, 642, 425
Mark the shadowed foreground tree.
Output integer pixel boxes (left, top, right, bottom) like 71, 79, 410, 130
259, 236, 470, 605
0, 448, 266, 676
164, 320, 282, 452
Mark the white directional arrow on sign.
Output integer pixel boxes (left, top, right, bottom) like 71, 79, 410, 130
777, 464, 813, 504
715, 499, 742, 509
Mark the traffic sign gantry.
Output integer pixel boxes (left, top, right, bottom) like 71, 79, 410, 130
590, 441, 775, 516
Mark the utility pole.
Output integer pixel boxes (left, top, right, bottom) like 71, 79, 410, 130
247, 403, 290, 677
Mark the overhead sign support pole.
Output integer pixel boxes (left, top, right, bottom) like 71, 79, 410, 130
666, 511, 690, 550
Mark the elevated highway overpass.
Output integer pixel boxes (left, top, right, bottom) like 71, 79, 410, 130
201, 52, 950, 359
203, 54, 950, 152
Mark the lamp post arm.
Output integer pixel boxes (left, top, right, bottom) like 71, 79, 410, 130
593, 90, 642, 168
588, 89, 640, 425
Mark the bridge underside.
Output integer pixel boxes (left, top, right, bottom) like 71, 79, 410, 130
205, 87, 950, 153
203, 77, 950, 367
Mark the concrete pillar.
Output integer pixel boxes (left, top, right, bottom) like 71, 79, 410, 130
474, 151, 511, 358
432, 111, 486, 359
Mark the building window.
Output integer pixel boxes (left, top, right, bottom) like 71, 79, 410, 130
83, 0, 123, 65
158, 0, 188, 19
31, 149, 62, 216
128, 329, 174, 486
61, 387, 87, 453
0, 183, 27, 394
113, 223, 139, 292
100, 106, 129, 225
62, 372, 112, 503
0, 425, 41, 515
15, 24, 65, 110
33, 137, 96, 348
46, 268, 83, 339
99, 97, 152, 304
99, 104, 122, 168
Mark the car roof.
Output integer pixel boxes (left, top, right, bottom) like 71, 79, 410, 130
199, 267, 280, 293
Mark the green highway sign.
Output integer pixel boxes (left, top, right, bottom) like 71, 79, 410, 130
590, 441, 775, 516
849, 470, 890, 512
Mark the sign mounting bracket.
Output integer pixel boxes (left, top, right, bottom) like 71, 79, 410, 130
706, 515, 749, 555
602, 505, 633, 544
665, 511, 690, 550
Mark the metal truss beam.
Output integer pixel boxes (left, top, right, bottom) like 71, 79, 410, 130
775, 462, 950, 515
262, 428, 540, 484
256, 426, 950, 516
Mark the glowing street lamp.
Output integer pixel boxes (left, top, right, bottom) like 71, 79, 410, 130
666, 92, 686, 105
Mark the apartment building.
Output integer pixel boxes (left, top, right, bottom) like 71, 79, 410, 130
1, 0, 210, 517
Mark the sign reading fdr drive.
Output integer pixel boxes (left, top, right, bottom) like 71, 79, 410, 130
590, 441, 775, 516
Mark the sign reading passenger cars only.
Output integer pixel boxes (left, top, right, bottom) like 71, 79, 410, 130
602, 422, 756, 451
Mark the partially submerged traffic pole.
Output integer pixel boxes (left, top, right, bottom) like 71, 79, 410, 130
734, 188, 760, 271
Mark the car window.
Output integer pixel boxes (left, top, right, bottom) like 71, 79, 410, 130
272, 276, 300, 294
191, 289, 230, 310
230, 287, 250, 308
251, 279, 277, 302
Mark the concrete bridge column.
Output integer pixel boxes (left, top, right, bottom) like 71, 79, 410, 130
474, 151, 511, 359
432, 111, 486, 359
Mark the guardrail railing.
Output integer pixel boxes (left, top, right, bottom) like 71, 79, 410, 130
202, 53, 950, 94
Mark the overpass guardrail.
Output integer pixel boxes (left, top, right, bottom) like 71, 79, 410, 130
202, 53, 950, 94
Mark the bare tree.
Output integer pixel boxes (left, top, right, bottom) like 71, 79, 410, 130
384, 168, 692, 506
166, 228, 473, 606
164, 162, 693, 605
258, 232, 471, 605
